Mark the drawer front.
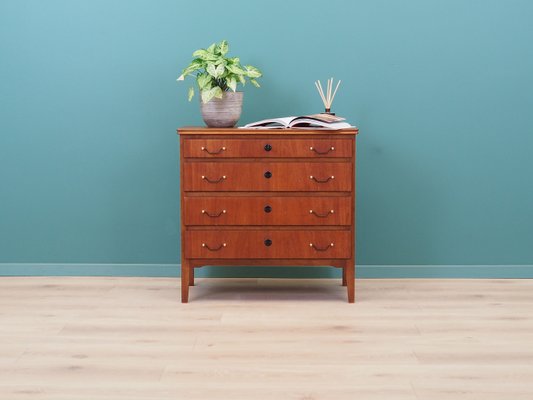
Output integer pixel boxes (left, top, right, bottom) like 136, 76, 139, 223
183, 162, 352, 192
184, 196, 352, 226
183, 138, 352, 158
185, 230, 351, 259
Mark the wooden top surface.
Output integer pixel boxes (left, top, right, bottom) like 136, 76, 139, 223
177, 126, 359, 135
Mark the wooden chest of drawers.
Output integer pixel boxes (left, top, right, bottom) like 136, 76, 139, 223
177, 127, 359, 302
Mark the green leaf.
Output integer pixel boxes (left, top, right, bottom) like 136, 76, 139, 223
226, 63, 245, 75
215, 64, 225, 78
192, 49, 218, 61
245, 65, 262, 78
207, 63, 224, 78
213, 86, 223, 99
227, 76, 237, 92
201, 88, 214, 104
196, 73, 212, 90
180, 58, 204, 78
206, 43, 216, 54
218, 40, 229, 56
206, 63, 217, 77
180, 41, 262, 101
201, 86, 223, 103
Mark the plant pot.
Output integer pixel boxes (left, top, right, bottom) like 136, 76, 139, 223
200, 91, 243, 128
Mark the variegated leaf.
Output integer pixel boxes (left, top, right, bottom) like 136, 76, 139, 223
218, 40, 229, 56
206, 43, 216, 54
201, 86, 223, 103
245, 65, 262, 78
227, 76, 237, 92
206, 63, 217, 77
196, 73, 212, 90
180, 58, 204, 78
214, 64, 225, 78
201, 87, 214, 103
192, 49, 218, 61
226, 63, 245, 75
213, 86, 223, 99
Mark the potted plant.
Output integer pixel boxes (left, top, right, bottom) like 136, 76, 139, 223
177, 40, 262, 128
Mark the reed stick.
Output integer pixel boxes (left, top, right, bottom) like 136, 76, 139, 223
330, 79, 341, 106
317, 80, 325, 102
314, 78, 342, 111
315, 81, 327, 106
327, 78, 332, 107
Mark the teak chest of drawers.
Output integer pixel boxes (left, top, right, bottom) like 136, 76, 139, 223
177, 126, 359, 302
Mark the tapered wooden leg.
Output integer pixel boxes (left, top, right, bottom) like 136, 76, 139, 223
189, 266, 195, 286
342, 266, 347, 286
181, 261, 189, 303
345, 260, 355, 303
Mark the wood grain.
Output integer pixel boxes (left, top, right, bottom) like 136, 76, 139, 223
184, 230, 352, 259
183, 138, 353, 158
179, 126, 358, 135
182, 161, 352, 192
1, 277, 533, 399
179, 128, 356, 302
183, 196, 352, 226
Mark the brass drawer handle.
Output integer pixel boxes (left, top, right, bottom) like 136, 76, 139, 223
201, 175, 226, 184
201, 209, 227, 218
310, 146, 335, 155
309, 209, 335, 217
201, 146, 226, 155
309, 175, 335, 183
309, 242, 334, 251
202, 242, 227, 251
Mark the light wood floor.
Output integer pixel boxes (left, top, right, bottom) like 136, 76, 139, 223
1, 278, 533, 399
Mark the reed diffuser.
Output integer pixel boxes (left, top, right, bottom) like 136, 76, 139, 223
315, 78, 341, 114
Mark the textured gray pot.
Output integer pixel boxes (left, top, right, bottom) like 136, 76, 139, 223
200, 91, 243, 128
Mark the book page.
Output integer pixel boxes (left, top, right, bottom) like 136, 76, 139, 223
243, 116, 296, 128
289, 119, 353, 129
292, 114, 346, 123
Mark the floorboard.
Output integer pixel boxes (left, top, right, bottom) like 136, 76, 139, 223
1, 277, 532, 399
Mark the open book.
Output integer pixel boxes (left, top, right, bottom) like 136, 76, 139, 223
242, 114, 353, 129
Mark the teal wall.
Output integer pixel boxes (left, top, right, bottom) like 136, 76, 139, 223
1, 0, 532, 277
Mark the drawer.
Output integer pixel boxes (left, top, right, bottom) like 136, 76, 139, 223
183, 196, 352, 226
183, 138, 352, 158
184, 230, 351, 259
183, 162, 352, 192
